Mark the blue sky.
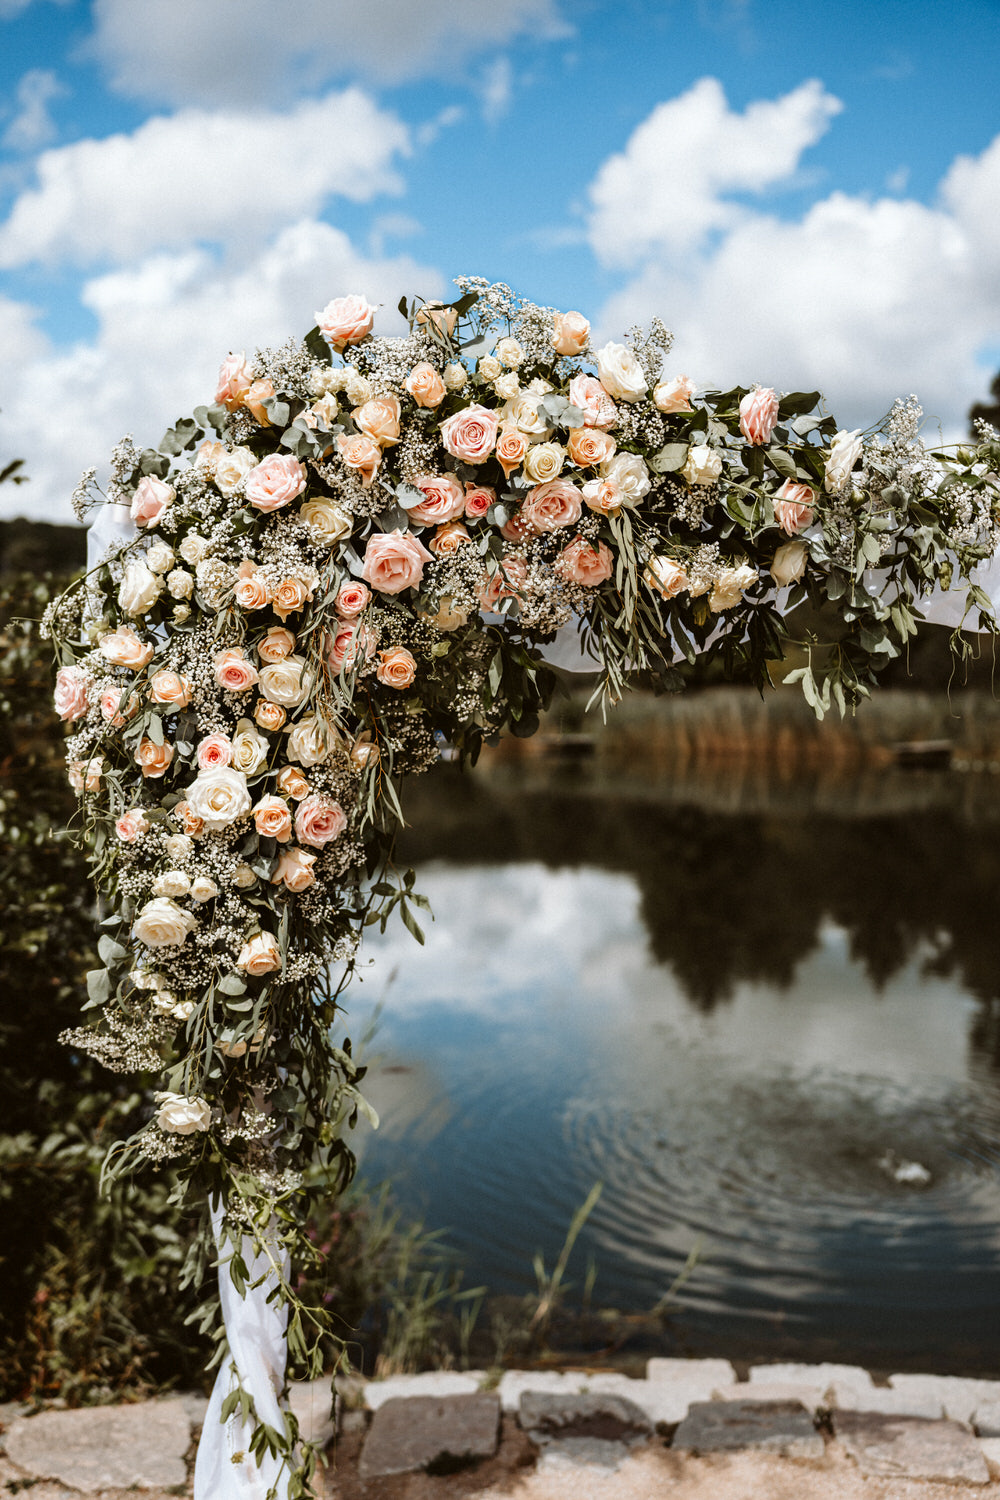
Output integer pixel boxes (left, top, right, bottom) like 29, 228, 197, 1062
2, 0, 999, 520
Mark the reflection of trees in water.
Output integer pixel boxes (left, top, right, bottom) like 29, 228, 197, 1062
397, 767, 1000, 1026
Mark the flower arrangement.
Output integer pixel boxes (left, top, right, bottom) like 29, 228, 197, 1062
46, 278, 1000, 1492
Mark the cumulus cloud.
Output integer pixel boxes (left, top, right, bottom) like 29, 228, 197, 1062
0, 90, 410, 268
587, 80, 1000, 438
0, 221, 443, 521
87, 0, 568, 105
2, 69, 65, 152
588, 77, 842, 264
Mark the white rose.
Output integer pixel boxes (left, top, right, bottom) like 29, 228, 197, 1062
152, 869, 192, 898
146, 540, 175, 574
172, 999, 195, 1021
287, 711, 338, 767
824, 429, 864, 494
496, 336, 524, 368
231, 720, 270, 775
164, 834, 194, 862
502, 392, 550, 437
173, 604, 191, 624
600, 451, 651, 502
131, 968, 165, 990
154, 1091, 212, 1135
324, 367, 349, 394
166, 568, 194, 600
134, 897, 199, 948
345, 370, 372, 405
682, 444, 724, 486
190, 876, 219, 902
259, 655, 311, 708
215, 446, 257, 497
493, 372, 520, 401
178, 533, 209, 565
523, 441, 565, 484
300, 498, 353, 544
710, 563, 759, 612
478, 354, 502, 381
527, 378, 555, 395
443, 362, 467, 391
185, 767, 252, 831
153, 991, 177, 1014
596, 342, 647, 403
770, 540, 809, 588
234, 864, 258, 888
118, 560, 162, 616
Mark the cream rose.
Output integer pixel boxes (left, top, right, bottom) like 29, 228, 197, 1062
153, 869, 191, 898
178, 533, 209, 565
344, 369, 372, 406
653, 375, 695, 414
146, 540, 175, 574
478, 354, 502, 382
294, 793, 347, 847
215, 447, 257, 497
300, 498, 352, 544
315, 293, 376, 349
682, 445, 724, 487
581, 478, 625, 517
286, 712, 337, 767
523, 442, 565, 485
196, 439, 226, 474
443, 361, 467, 391
600, 452, 651, 502
190, 877, 219, 902
596, 342, 647, 403
135, 898, 198, 948
825, 429, 863, 494
439, 404, 499, 463
409, 474, 466, 527
551, 311, 590, 356
258, 655, 311, 708
155, 1091, 212, 1134
118, 560, 162, 617
271, 846, 317, 893
164, 833, 193, 861
231, 720, 270, 775
770, 540, 809, 588
501, 391, 550, 438
493, 372, 520, 401
54, 666, 89, 721
496, 336, 524, 368
166, 568, 193, 600
361, 529, 434, 595
185, 767, 252, 830
245, 454, 307, 511
521, 479, 583, 532
710, 563, 760, 611
131, 476, 175, 528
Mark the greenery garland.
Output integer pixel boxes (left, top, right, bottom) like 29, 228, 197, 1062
45, 278, 1000, 1492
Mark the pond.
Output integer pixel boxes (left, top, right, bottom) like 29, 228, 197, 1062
341, 755, 1000, 1374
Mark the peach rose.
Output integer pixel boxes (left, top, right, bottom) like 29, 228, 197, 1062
337, 431, 381, 488
644, 555, 689, 598
555, 537, 614, 587
258, 626, 296, 663
415, 300, 458, 336
495, 425, 530, 479
245, 454, 307, 512
439, 404, 499, 464
270, 846, 317, 893
237, 931, 282, 977
276, 765, 311, 801
551, 310, 590, 356
739, 387, 780, 446
464, 483, 495, 519
478, 554, 528, 609
243, 377, 274, 425
197, 733, 233, 770
215, 352, 253, 410
149, 670, 192, 709
130, 476, 174, 528
195, 439, 226, 473
567, 428, 616, 469
773, 480, 816, 535
409, 473, 465, 526
353, 395, 401, 448
361, 529, 434, 594
68, 757, 103, 793
234, 561, 272, 611
294, 794, 347, 848
100, 626, 155, 671
116, 809, 149, 841
376, 646, 417, 689
429, 521, 471, 556
135, 738, 174, 779
252, 794, 293, 843
173, 801, 205, 837
100, 685, 138, 727
521, 480, 583, 532
335, 581, 370, 618
54, 666, 89, 721
568, 373, 617, 430
499, 510, 539, 543
272, 575, 314, 622
581, 477, 626, 517
350, 735, 380, 769
315, 293, 376, 349
214, 647, 259, 693
405, 362, 447, 409
653, 375, 696, 413
254, 700, 286, 731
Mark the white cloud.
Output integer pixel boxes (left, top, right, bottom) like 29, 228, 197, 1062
0, 0, 69, 16
0, 90, 410, 269
87, 0, 569, 105
588, 77, 842, 264
480, 57, 513, 124
587, 81, 1000, 439
0, 221, 443, 521
2, 69, 65, 152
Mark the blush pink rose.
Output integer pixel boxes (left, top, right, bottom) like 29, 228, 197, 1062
464, 483, 495, 519
100, 685, 137, 727
197, 733, 233, 770
327, 621, 364, 674
215, 352, 253, 410
116, 809, 149, 841
54, 666, 89, 721
353, 395, 401, 448
214, 647, 259, 692
405, 362, 447, 409
478, 554, 528, 609
499, 510, 539, 543
294, 794, 347, 848
315, 294, 376, 349
335, 581, 370, 618
409, 474, 466, 526
773, 479, 816, 535
439, 404, 500, 463
520, 480, 583, 532
361, 529, 434, 595
376, 646, 417, 689
131, 476, 175, 528
99, 626, 154, 670
244, 454, 307, 512
568, 374, 617, 430
555, 537, 614, 586
739, 387, 780, 446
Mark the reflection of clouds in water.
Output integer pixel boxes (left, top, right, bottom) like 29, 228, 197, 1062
356, 1058, 454, 1151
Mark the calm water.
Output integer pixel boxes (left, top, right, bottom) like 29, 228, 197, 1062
341, 761, 1000, 1373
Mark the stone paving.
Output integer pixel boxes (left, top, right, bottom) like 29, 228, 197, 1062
4, 1359, 1000, 1495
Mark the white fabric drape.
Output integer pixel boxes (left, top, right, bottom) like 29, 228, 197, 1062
915, 553, 1000, 630
193, 1202, 296, 1500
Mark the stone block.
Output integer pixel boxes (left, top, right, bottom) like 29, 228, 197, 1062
4, 1399, 191, 1491
288, 1377, 336, 1449
889, 1374, 1000, 1426
975, 1402, 1000, 1438
750, 1361, 873, 1391
834, 1410, 990, 1484
712, 1381, 826, 1414
359, 1392, 500, 1479
979, 1437, 1000, 1468
497, 1370, 589, 1411
828, 1380, 943, 1418
519, 1391, 652, 1450
364, 1370, 484, 1410
673, 1399, 824, 1459
646, 1357, 737, 1386
584, 1373, 724, 1426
